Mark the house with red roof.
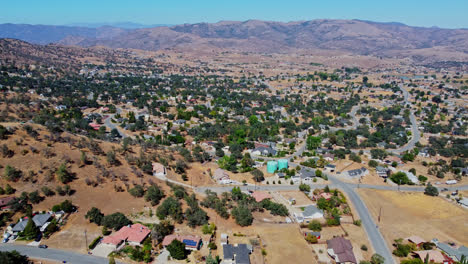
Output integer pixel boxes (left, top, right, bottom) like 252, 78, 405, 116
251, 191, 272, 202
0, 196, 15, 211
102, 224, 150, 249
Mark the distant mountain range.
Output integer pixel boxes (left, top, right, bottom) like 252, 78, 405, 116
1, 19, 468, 62
65, 22, 172, 29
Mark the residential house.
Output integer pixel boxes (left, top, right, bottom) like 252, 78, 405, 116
327, 237, 357, 264
251, 191, 272, 203
12, 218, 29, 233
102, 224, 151, 249
434, 239, 468, 262
152, 162, 167, 177
0, 196, 15, 211
406, 236, 426, 247
251, 146, 277, 156
302, 205, 324, 222
376, 166, 390, 178
299, 168, 316, 181
32, 213, 52, 232
323, 153, 335, 161
222, 244, 252, 264
162, 234, 202, 251
213, 168, 231, 184
346, 167, 368, 178
413, 250, 451, 264
418, 148, 431, 158
384, 156, 402, 165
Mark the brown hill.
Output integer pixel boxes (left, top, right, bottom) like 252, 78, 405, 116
67, 19, 468, 61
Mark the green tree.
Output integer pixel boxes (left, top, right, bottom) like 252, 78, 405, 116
231, 205, 253, 226
299, 183, 311, 192
151, 220, 174, 243
129, 185, 145, 198
108, 256, 116, 264
28, 191, 42, 204
390, 172, 410, 185
424, 183, 439, 196
19, 219, 39, 240
251, 169, 264, 182
56, 163, 73, 183
370, 254, 385, 264
145, 185, 165, 206
156, 197, 183, 223
368, 160, 379, 168
167, 239, 187, 260
102, 212, 131, 230
0, 250, 30, 264
3, 165, 21, 181
308, 220, 322, 231
306, 136, 322, 150
85, 207, 104, 225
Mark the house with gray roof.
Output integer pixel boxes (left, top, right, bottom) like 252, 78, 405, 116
251, 146, 277, 156
222, 243, 252, 264
346, 167, 368, 178
302, 205, 324, 220
12, 219, 29, 233
376, 166, 390, 178
32, 213, 52, 228
433, 239, 468, 262
299, 168, 316, 181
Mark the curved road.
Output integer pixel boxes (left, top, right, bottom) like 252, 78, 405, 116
389, 86, 420, 154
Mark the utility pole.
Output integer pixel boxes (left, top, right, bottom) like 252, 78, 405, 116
378, 207, 382, 223
84, 229, 88, 252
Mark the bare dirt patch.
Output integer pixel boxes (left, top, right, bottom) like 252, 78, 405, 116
358, 189, 468, 247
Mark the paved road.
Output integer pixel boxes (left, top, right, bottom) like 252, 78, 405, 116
0, 244, 121, 264
103, 107, 128, 138
389, 86, 420, 154
329, 175, 395, 264
330, 104, 360, 132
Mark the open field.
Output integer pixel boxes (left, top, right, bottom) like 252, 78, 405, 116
358, 189, 468, 248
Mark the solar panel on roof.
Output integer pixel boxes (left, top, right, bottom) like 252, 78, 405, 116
183, 239, 197, 246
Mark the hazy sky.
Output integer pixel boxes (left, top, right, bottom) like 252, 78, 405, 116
1, 0, 467, 28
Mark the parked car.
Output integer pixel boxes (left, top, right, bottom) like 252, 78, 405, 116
2, 238, 8, 243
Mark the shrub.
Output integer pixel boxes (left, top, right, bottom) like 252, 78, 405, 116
145, 185, 164, 205
308, 220, 322, 231
232, 205, 253, 226
305, 234, 318, 244
85, 207, 104, 225
361, 244, 368, 251
167, 239, 187, 260
4, 165, 21, 181
41, 186, 55, 196
56, 163, 73, 184
299, 183, 311, 192
129, 185, 145, 197
88, 236, 102, 249
424, 183, 439, 196
101, 213, 131, 230
353, 219, 362, 226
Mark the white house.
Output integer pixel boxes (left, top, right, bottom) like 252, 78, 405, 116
152, 162, 167, 177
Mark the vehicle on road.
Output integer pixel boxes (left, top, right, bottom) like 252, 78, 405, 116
38, 245, 48, 249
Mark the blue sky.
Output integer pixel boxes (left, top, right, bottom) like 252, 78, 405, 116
1, 0, 467, 28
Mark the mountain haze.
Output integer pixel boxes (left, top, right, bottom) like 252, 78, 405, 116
1, 19, 468, 61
